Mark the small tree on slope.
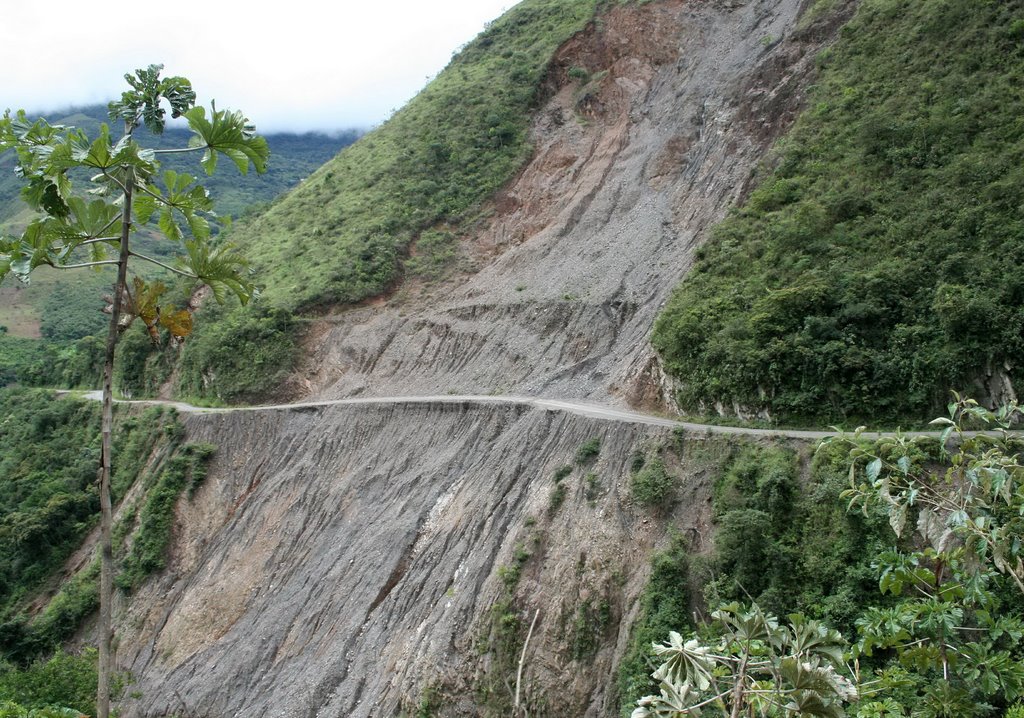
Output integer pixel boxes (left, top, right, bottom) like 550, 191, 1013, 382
0, 65, 268, 718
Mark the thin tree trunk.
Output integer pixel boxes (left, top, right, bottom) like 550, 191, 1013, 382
514, 608, 540, 716
729, 652, 749, 718
97, 179, 133, 718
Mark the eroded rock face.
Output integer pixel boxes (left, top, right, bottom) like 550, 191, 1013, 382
116, 403, 704, 717
299, 0, 851, 414
113, 0, 855, 714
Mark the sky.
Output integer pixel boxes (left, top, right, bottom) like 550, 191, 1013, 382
0, 1, 520, 134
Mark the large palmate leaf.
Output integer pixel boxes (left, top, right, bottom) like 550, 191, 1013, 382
143, 169, 215, 242
632, 680, 704, 718
651, 632, 714, 691
120, 277, 194, 342
786, 614, 847, 666
184, 104, 270, 175
0, 220, 69, 282
179, 239, 255, 305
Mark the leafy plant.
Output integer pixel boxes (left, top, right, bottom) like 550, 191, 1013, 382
826, 395, 1024, 714
632, 602, 856, 718
0, 649, 97, 715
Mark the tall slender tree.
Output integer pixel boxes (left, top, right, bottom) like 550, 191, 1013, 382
0, 64, 269, 718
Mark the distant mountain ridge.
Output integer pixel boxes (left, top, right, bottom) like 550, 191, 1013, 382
0, 103, 362, 228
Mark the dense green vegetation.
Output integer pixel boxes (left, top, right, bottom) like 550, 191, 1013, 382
621, 406, 1024, 716
618, 439, 891, 713
0, 649, 98, 716
0, 390, 101, 619
652, 0, 1024, 425
175, 302, 299, 403
0, 390, 213, 666
238, 0, 598, 311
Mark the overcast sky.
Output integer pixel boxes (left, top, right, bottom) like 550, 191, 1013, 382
0, 1, 520, 134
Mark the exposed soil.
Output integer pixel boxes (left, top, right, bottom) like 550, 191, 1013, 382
294, 0, 850, 418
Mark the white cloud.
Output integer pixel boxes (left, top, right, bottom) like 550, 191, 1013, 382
0, 1, 518, 132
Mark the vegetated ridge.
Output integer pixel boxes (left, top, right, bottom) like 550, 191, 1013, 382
0, 106, 358, 394
652, 0, 1024, 425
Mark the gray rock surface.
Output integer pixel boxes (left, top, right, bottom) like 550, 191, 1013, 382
117, 403, 685, 717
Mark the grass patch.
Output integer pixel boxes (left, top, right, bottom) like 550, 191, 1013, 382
576, 438, 601, 465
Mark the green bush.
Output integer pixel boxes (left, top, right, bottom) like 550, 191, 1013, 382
0, 648, 96, 715
176, 303, 298, 403
0, 391, 198, 662
617, 535, 691, 712
630, 458, 675, 508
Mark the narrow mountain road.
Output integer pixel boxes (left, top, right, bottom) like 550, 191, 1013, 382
76, 390, 950, 440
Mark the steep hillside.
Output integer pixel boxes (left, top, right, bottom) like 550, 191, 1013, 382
222, 0, 851, 408
236, 0, 600, 311
88, 0, 862, 716
114, 402, 683, 716
652, 0, 1024, 425
9, 0, 1024, 715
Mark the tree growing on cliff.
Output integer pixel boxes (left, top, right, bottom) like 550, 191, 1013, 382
0, 65, 268, 718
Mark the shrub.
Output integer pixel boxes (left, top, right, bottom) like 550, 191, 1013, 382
176, 303, 298, 403
576, 438, 601, 465
630, 458, 675, 508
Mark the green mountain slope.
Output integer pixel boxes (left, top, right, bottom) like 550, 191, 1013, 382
652, 0, 1024, 425
0, 107, 359, 390
236, 0, 599, 310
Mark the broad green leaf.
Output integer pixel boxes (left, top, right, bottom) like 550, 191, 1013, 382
179, 239, 255, 304
134, 187, 159, 224
184, 104, 270, 176
159, 206, 183, 243
867, 458, 883, 483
